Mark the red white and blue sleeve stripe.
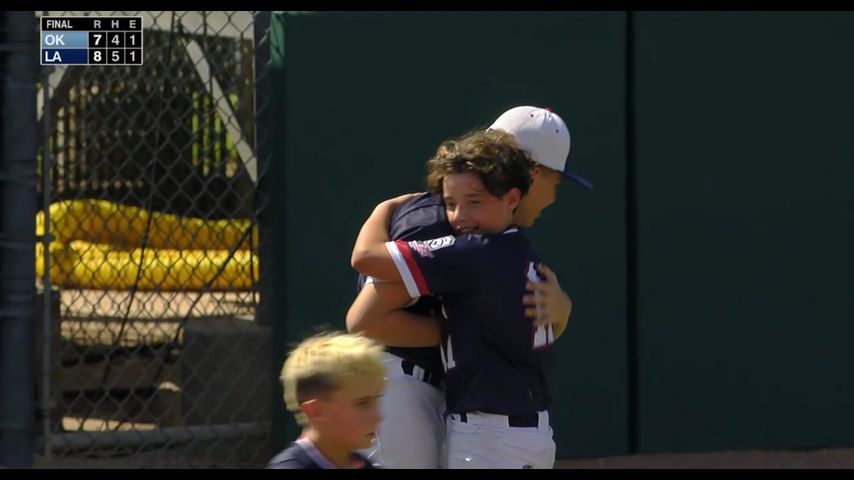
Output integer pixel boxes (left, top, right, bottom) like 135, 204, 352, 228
384, 240, 430, 298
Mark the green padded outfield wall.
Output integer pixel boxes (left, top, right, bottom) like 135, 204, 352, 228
269, 12, 629, 458
633, 12, 854, 453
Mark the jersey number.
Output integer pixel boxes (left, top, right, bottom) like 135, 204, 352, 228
533, 324, 554, 348
528, 262, 555, 349
441, 335, 456, 371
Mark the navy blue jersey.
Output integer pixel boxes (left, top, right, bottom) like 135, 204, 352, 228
267, 440, 379, 469
356, 193, 451, 379
386, 228, 556, 416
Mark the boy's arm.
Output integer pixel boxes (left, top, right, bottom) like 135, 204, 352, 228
346, 281, 442, 347
351, 193, 422, 281
523, 264, 571, 339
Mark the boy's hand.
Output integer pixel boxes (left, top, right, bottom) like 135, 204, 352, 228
522, 264, 572, 338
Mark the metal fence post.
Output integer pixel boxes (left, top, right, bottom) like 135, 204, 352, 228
0, 10, 38, 469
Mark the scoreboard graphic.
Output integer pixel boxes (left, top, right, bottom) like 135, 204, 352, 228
40, 16, 143, 66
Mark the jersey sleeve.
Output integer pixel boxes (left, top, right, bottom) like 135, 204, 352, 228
385, 234, 485, 298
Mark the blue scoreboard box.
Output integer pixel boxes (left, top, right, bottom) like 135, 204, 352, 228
40, 16, 143, 66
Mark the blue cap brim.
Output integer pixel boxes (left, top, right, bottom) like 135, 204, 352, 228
563, 170, 594, 189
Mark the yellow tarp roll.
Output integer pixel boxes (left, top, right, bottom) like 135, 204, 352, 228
35, 200, 259, 291
36, 199, 258, 250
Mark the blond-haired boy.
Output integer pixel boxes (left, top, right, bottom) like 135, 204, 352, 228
267, 331, 386, 469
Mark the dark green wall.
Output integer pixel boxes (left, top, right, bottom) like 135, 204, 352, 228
634, 11, 854, 453
269, 10, 854, 460
270, 11, 628, 458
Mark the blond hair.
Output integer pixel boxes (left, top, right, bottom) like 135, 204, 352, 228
280, 331, 385, 426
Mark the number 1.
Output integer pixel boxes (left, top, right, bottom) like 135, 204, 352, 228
441, 335, 456, 371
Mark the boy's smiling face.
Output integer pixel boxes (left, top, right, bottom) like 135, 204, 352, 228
443, 172, 520, 235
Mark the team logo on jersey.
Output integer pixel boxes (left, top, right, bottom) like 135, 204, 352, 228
426, 235, 454, 251
408, 236, 455, 258
408, 240, 435, 258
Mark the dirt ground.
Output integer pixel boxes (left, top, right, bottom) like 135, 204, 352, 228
555, 447, 854, 469
32, 447, 854, 469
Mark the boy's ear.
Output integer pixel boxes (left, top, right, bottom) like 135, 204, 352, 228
506, 187, 522, 210
529, 165, 543, 184
301, 398, 323, 421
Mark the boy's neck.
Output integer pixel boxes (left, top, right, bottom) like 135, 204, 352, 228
303, 428, 357, 469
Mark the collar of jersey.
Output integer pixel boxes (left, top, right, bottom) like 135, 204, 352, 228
295, 437, 337, 469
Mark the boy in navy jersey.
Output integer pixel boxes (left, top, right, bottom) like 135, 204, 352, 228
267, 332, 385, 469
348, 107, 588, 468
350, 129, 560, 468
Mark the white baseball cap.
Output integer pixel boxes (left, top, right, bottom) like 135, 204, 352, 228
488, 105, 593, 189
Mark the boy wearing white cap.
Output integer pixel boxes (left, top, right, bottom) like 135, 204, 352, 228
347, 106, 591, 468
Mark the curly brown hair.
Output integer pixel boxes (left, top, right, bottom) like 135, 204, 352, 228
425, 129, 534, 198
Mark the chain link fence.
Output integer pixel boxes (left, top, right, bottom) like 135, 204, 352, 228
32, 11, 275, 468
